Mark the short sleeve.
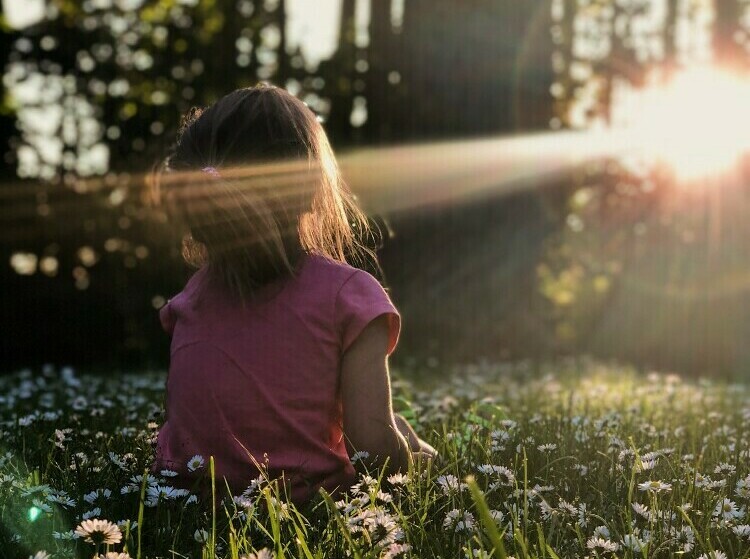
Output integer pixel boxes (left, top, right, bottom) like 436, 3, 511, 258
336, 269, 401, 356
159, 300, 176, 336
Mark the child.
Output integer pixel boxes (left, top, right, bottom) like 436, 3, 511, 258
150, 84, 436, 503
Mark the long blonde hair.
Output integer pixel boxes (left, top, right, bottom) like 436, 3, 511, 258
152, 84, 378, 301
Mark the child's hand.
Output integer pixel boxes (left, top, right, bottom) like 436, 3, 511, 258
418, 439, 438, 459
411, 445, 438, 468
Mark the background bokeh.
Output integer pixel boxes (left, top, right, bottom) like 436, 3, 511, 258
2, 0, 750, 375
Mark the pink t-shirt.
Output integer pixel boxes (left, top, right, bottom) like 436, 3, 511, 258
151, 252, 400, 502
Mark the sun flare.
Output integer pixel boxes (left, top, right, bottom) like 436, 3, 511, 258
611, 66, 750, 183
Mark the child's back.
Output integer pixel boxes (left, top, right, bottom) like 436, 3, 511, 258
150, 84, 435, 502
153, 252, 399, 501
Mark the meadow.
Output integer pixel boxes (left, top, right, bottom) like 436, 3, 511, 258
2, 360, 750, 559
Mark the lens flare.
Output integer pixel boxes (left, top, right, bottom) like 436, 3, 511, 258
27, 506, 42, 522
611, 65, 750, 184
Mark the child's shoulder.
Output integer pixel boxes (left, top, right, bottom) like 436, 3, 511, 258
306, 252, 368, 285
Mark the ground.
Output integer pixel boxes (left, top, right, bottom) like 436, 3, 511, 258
1, 360, 750, 559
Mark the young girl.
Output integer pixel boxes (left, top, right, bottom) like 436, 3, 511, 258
151, 84, 436, 503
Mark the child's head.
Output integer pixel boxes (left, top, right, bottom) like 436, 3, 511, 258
153, 84, 374, 299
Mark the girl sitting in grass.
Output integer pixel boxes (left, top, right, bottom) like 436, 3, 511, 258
150, 84, 436, 503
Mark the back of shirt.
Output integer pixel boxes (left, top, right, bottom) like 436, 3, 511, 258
152, 252, 401, 502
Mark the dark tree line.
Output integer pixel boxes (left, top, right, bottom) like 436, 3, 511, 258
2, 0, 750, 374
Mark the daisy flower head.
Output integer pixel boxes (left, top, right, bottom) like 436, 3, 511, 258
363, 510, 403, 545
74, 519, 122, 545
732, 525, 750, 540
587, 536, 619, 553
387, 473, 409, 485
674, 525, 695, 552
187, 455, 205, 472
714, 498, 744, 522
29, 553, 51, 559
350, 450, 370, 464
97, 553, 133, 559
382, 543, 411, 559
697, 552, 728, 559
635, 458, 658, 472
436, 474, 467, 495
621, 533, 647, 553
638, 480, 672, 493
443, 509, 475, 533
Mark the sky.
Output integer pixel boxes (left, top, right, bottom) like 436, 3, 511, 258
2, 0, 361, 66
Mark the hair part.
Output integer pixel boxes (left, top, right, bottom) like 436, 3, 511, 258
151, 84, 380, 301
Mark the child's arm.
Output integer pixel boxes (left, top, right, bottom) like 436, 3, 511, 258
341, 315, 415, 473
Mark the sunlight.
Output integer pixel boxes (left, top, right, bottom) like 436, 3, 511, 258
611, 66, 750, 184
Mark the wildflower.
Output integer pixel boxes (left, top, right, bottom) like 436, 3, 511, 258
84, 488, 112, 504
108, 452, 128, 470
587, 537, 619, 553
52, 530, 79, 540
715, 462, 736, 475
436, 474, 467, 495
116, 519, 137, 532
82, 508, 102, 520
351, 474, 379, 495
557, 499, 577, 517
632, 502, 650, 519
386, 473, 409, 485
635, 458, 658, 472
29, 553, 50, 559
97, 553, 133, 559
194, 528, 209, 543
350, 450, 370, 463
621, 533, 647, 553
673, 525, 695, 552
48, 489, 75, 508
694, 472, 711, 488
577, 503, 589, 527
697, 552, 728, 559
376, 490, 393, 503
489, 509, 504, 523
638, 480, 671, 493
713, 499, 743, 522
363, 510, 403, 545
732, 525, 750, 540
382, 543, 411, 559
477, 464, 515, 487
187, 455, 205, 472
592, 526, 611, 540
537, 443, 557, 452
444, 509, 476, 533
736, 476, 750, 499
160, 469, 178, 478
146, 484, 188, 506
31, 499, 52, 514
539, 499, 554, 520
74, 519, 122, 545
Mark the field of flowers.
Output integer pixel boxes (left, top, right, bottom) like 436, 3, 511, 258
2, 360, 750, 559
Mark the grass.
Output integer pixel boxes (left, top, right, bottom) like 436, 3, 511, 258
2, 359, 750, 558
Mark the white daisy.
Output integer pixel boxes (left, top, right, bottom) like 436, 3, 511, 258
187, 455, 205, 472
637, 480, 672, 493
74, 519, 122, 545
587, 536, 619, 553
